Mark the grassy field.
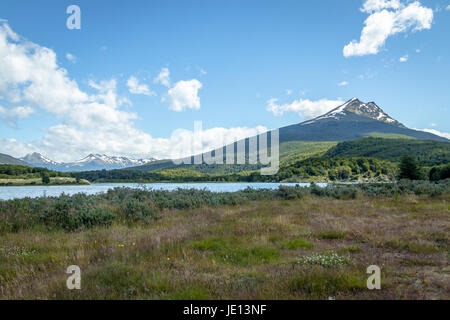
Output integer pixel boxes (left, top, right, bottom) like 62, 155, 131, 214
0, 177, 89, 186
0, 183, 448, 300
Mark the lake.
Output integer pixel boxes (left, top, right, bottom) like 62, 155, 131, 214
0, 182, 328, 201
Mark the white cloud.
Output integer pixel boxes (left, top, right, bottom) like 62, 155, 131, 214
154, 68, 170, 87
167, 125, 268, 160
0, 22, 266, 162
420, 128, 450, 140
266, 98, 344, 119
344, 1, 433, 57
0, 124, 268, 162
447, 5, 450, 11
399, 54, 409, 62
430, 123, 437, 127
0, 23, 88, 115
66, 53, 77, 63
126, 76, 155, 96
361, 0, 402, 13
166, 79, 202, 112
200, 69, 207, 76
0, 105, 34, 127
338, 81, 350, 86
286, 89, 293, 95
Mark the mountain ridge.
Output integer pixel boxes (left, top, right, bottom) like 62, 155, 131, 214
131, 98, 448, 173
279, 98, 448, 143
19, 153, 156, 172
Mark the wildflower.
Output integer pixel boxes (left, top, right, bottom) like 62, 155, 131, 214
295, 253, 348, 267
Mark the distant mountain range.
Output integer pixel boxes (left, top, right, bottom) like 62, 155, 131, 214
0, 153, 30, 166
0, 152, 156, 171
1, 98, 448, 172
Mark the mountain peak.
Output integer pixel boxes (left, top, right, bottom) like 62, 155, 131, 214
304, 98, 404, 127
21, 152, 59, 165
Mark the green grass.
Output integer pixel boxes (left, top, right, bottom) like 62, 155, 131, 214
279, 238, 314, 250
0, 177, 89, 186
290, 267, 366, 299
366, 132, 416, 140
214, 247, 280, 266
0, 183, 449, 299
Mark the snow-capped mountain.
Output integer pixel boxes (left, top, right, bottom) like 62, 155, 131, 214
20, 153, 156, 172
302, 98, 404, 127
68, 154, 155, 169
279, 98, 448, 143
21, 152, 61, 167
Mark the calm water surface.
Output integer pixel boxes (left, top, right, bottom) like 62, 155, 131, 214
0, 182, 328, 200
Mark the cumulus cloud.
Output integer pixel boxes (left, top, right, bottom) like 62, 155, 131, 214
166, 79, 203, 112
338, 81, 350, 86
0, 123, 268, 162
447, 5, 450, 11
399, 54, 409, 62
344, 1, 433, 57
66, 53, 76, 63
0, 105, 34, 127
153, 68, 170, 87
420, 128, 450, 140
0, 23, 88, 115
167, 125, 268, 160
0, 22, 264, 162
266, 98, 344, 119
361, 0, 402, 13
127, 76, 155, 96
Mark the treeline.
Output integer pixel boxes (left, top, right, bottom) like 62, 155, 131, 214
71, 157, 397, 183
324, 138, 450, 166
0, 164, 70, 179
273, 157, 396, 182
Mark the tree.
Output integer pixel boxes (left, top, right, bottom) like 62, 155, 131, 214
398, 154, 423, 180
41, 172, 51, 184
429, 164, 450, 181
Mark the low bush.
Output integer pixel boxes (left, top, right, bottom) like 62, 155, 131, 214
0, 180, 448, 233
123, 199, 158, 223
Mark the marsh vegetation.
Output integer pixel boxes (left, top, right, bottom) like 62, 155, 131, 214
0, 181, 448, 299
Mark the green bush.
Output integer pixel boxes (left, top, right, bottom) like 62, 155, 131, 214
1, 181, 449, 233
123, 199, 158, 223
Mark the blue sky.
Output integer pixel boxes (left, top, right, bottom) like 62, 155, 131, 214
0, 0, 449, 161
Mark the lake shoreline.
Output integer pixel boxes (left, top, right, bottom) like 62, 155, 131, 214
0, 182, 324, 201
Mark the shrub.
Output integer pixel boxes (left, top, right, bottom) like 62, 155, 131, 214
41, 172, 50, 184
277, 185, 305, 200
39, 194, 115, 231
123, 199, 158, 223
